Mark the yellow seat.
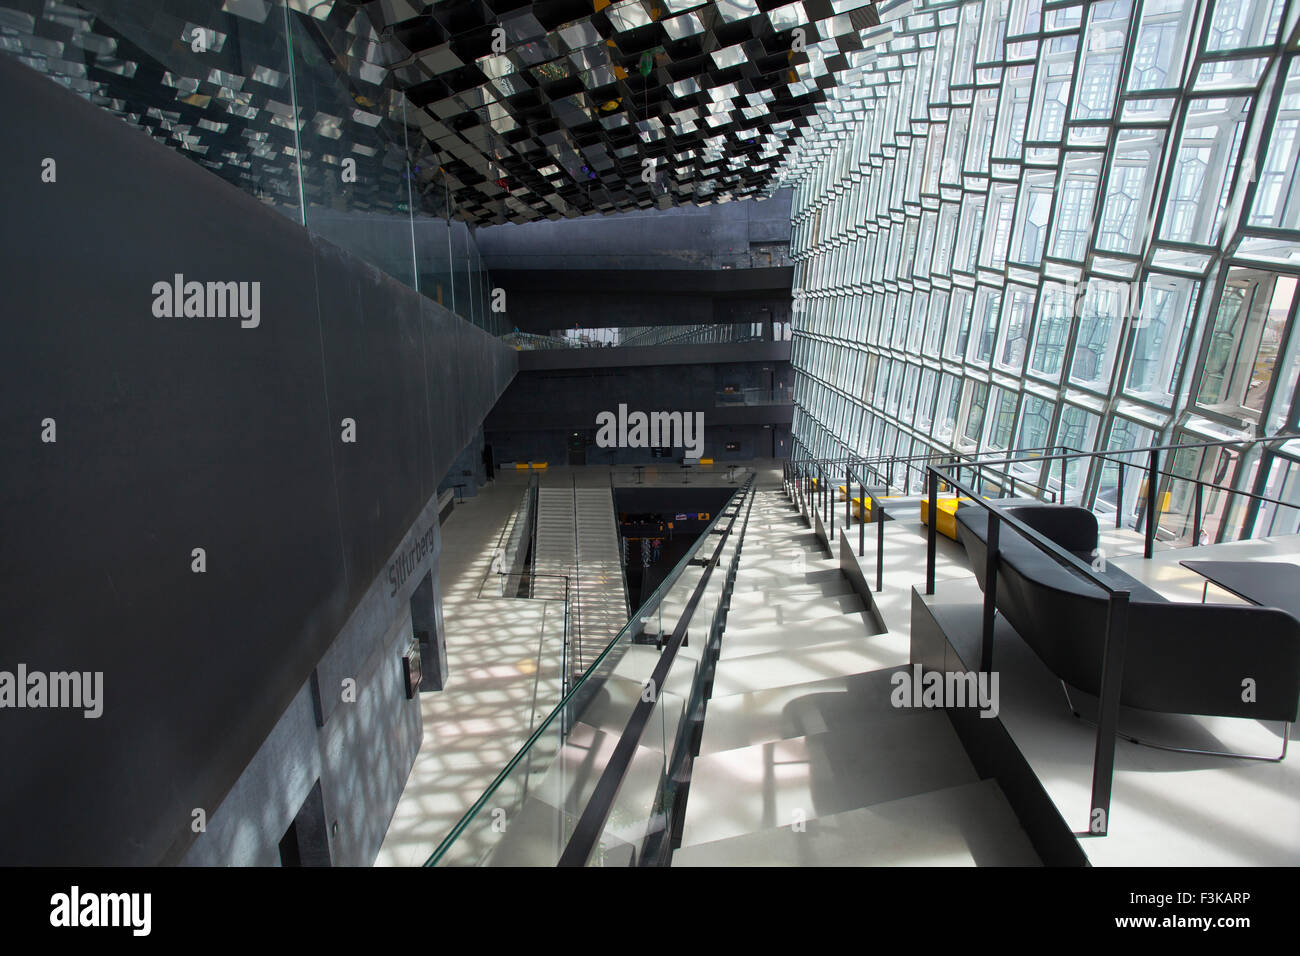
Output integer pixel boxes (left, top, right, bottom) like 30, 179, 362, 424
699, 458, 714, 466
1136, 481, 1172, 512
514, 462, 530, 470
529, 462, 548, 470
920, 497, 968, 541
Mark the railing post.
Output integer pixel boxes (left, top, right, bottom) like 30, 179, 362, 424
830, 467, 836, 538
1145, 448, 1159, 559
1116, 462, 1124, 530
876, 501, 884, 593
1089, 591, 1130, 838
845, 467, 851, 531
1059, 453, 1068, 505
858, 479, 865, 557
926, 468, 938, 595
981, 512, 999, 673
1193, 480, 1203, 548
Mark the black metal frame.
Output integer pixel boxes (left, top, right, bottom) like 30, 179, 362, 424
556, 476, 755, 867
922, 430, 1300, 836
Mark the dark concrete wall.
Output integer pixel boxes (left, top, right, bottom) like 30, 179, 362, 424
494, 271, 793, 333
485, 359, 793, 465
478, 191, 793, 334
518, 340, 792, 372
0, 55, 515, 865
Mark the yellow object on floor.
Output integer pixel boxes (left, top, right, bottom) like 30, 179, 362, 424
920, 496, 969, 541
1136, 481, 1172, 512
529, 462, 548, 470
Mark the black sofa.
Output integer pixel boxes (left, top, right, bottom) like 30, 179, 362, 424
954, 503, 1300, 724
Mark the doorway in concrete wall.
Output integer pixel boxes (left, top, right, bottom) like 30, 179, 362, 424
568, 431, 587, 465
411, 570, 446, 691
278, 779, 331, 867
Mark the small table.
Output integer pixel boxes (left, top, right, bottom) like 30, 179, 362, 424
632, 465, 645, 485
1180, 560, 1300, 619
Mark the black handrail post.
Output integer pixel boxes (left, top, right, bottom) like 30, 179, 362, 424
1193, 480, 1203, 548
830, 468, 836, 539
1145, 448, 1159, 559
1089, 590, 1130, 838
925, 468, 938, 595
876, 501, 884, 593
1116, 462, 1124, 530
1059, 453, 1068, 505
981, 512, 999, 673
845, 466, 851, 531
858, 478, 865, 557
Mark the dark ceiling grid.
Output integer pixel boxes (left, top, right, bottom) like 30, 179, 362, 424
383, 0, 883, 224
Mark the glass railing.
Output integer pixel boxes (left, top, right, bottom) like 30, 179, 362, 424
716, 386, 794, 406
0, 0, 508, 336
506, 323, 773, 350
426, 476, 754, 866
481, 476, 536, 600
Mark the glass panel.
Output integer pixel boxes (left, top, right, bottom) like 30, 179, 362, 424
1197, 268, 1298, 420
1124, 276, 1197, 403
1159, 97, 1250, 247
1069, 277, 1129, 391
1126, 0, 1196, 92
1028, 280, 1073, 380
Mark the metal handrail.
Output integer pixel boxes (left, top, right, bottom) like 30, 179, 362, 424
425, 476, 755, 866
923, 463, 1130, 839
557, 474, 756, 865
918, 430, 1300, 839
788, 443, 1070, 492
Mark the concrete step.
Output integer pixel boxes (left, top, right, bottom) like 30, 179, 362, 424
721, 609, 877, 644
679, 715, 980, 848
708, 632, 911, 697
742, 534, 830, 553
727, 593, 866, 626
730, 551, 838, 576
727, 578, 855, 603
699, 667, 908, 754
717, 616, 882, 660
733, 568, 848, 593
672, 780, 1039, 866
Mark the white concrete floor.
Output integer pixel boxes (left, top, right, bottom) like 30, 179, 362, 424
375, 472, 564, 866
676, 485, 1039, 865
923, 531, 1300, 866
376, 461, 768, 866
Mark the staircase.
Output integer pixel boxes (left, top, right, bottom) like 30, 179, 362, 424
573, 487, 629, 672
533, 487, 575, 603
673, 486, 1039, 866
533, 484, 629, 677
